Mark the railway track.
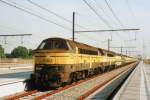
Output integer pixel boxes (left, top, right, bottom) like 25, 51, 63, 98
5, 90, 38, 100
4, 62, 138, 100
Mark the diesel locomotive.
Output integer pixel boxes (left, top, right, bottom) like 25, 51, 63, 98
29, 37, 137, 88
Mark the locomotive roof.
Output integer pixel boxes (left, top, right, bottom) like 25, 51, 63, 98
37, 37, 136, 58
44, 37, 117, 56
44, 37, 99, 51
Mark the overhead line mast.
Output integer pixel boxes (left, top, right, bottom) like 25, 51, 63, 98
72, 12, 75, 41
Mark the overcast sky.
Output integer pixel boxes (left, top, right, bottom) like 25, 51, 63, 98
0, 0, 150, 57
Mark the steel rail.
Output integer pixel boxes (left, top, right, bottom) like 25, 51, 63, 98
5, 90, 38, 100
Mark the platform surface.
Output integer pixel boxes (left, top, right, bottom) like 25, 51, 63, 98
0, 64, 33, 97
113, 62, 150, 100
0, 64, 33, 85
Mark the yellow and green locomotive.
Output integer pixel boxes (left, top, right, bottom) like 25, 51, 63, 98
30, 37, 137, 88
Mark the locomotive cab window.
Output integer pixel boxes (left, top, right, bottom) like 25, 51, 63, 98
107, 53, 114, 57
79, 48, 98, 55
98, 49, 105, 56
38, 39, 68, 50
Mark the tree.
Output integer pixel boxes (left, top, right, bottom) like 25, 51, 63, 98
5, 53, 13, 58
28, 49, 33, 58
0, 45, 5, 58
11, 46, 29, 58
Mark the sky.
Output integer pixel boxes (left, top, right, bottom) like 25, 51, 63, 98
0, 0, 150, 57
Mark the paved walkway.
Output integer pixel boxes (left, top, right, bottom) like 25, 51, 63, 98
113, 62, 150, 100
0, 65, 33, 97
0, 65, 32, 84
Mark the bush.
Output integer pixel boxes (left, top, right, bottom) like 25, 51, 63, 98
0, 45, 5, 58
11, 46, 29, 58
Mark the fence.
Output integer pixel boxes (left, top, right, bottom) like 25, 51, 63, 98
0, 58, 33, 64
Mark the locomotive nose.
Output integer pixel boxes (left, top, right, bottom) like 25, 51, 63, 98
34, 54, 56, 65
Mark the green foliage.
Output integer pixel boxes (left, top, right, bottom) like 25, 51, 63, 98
28, 49, 33, 56
0, 45, 33, 59
0, 45, 5, 58
11, 46, 29, 58
28, 49, 33, 58
5, 53, 13, 58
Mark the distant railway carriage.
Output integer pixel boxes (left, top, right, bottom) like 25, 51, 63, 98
30, 37, 137, 88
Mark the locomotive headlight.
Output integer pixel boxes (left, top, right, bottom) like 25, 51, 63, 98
42, 58, 52, 63
36, 67, 42, 70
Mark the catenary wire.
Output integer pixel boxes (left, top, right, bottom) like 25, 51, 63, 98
82, 0, 112, 28
104, 0, 124, 27
3, 0, 102, 46
26, 0, 87, 30
0, 0, 71, 31
92, 0, 119, 27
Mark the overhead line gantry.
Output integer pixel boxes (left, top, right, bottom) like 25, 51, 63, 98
0, 34, 32, 44
75, 28, 140, 33
0, 34, 32, 36
72, 12, 140, 52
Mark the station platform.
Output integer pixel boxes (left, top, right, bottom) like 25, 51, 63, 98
0, 63, 33, 70
0, 63, 33, 84
113, 62, 150, 100
0, 69, 32, 84
0, 64, 33, 97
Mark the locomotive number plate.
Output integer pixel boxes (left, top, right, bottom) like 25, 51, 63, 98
42, 58, 53, 63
